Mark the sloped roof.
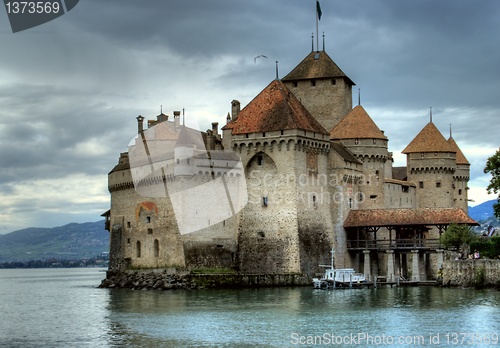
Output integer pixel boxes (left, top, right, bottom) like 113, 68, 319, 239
344, 208, 478, 228
223, 79, 328, 135
392, 166, 408, 181
282, 51, 356, 86
447, 137, 470, 165
330, 141, 362, 164
330, 105, 387, 140
282, 51, 355, 85
402, 122, 455, 154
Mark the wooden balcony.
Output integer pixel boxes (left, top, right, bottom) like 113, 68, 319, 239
347, 238, 441, 251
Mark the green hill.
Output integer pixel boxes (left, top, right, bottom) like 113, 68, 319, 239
0, 221, 109, 262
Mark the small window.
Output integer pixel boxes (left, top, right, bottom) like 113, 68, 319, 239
373, 139, 377, 144
281, 130, 284, 135
127, 221, 131, 228
246, 133, 249, 138
354, 138, 359, 145
257, 155, 264, 166
176, 159, 180, 164
369, 195, 377, 199
293, 81, 298, 88
148, 228, 153, 234
458, 189, 462, 195
349, 198, 352, 208
331, 79, 336, 85
419, 181, 424, 189
257, 231, 265, 238
436, 182, 441, 188
311, 80, 316, 87
421, 153, 425, 157
262, 132, 266, 137
127, 238, 130, 244
262, 197, 268, 207
136, 241, 141, 258
154, 239, 159, 257
146, 216, 151, 223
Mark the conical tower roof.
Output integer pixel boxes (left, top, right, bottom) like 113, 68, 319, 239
402, 122, 454, 154
223, 79, 328, 135
448, 136, 470, 165
282, 50, 355, 85
330, 105, 387, 140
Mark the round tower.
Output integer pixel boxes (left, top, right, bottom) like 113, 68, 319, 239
402, 121, 456, 209
330, 105, 389, 209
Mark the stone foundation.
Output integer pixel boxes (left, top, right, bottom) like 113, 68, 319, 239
99, 270, 310, 290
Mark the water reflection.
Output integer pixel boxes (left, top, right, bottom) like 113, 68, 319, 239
105, 286, 500, 347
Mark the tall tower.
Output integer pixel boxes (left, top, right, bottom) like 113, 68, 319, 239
223, 79, 333, 275
282, 50, 355, 132
402, 122, 456, 209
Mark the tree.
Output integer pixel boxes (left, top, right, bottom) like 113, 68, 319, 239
484, 148, 500, 218
440, 223, 478, 253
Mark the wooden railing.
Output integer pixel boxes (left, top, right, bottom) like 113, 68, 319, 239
347, 238, 441, 250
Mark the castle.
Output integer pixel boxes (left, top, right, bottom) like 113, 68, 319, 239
103, 45, 477, 283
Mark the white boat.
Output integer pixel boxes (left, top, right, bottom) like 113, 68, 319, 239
313, 268, 366, 289
312, 249, 366, 289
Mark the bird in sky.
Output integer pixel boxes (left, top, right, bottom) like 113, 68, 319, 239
254, 55, 268, 63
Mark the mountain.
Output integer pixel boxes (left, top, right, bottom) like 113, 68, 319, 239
468, 199, 497, 222
0, 221, 109, 262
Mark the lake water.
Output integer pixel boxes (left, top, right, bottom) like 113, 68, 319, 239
0, 268, 499, 347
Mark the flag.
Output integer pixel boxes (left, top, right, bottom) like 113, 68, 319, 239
316, 1, 322, 20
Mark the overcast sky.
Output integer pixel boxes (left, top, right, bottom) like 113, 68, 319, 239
0, 0, 499, 233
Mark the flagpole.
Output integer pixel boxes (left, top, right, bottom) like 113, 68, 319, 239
316, 1, 319, 52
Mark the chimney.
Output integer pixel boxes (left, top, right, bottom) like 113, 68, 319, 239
231, 100, 240, 121
212, 122, 219, 135
136, 115, 145, 134
173, 110, 181, 127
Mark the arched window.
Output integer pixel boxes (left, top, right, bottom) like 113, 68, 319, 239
154, 239, 159, 257
136, 241, 141, 258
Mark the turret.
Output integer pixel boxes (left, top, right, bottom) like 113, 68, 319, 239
402, 121, 456, 209
330, 105, 389, 209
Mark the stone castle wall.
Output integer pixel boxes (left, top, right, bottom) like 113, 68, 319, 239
442, 260, 500, 287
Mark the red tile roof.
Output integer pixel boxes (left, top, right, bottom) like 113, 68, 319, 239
282, 51, 354, 85
224, 79, 328, 135
344, 208, 478, 228
402, 122, 454, 154
447, 137, 470, 165
330, 105, 387, 140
